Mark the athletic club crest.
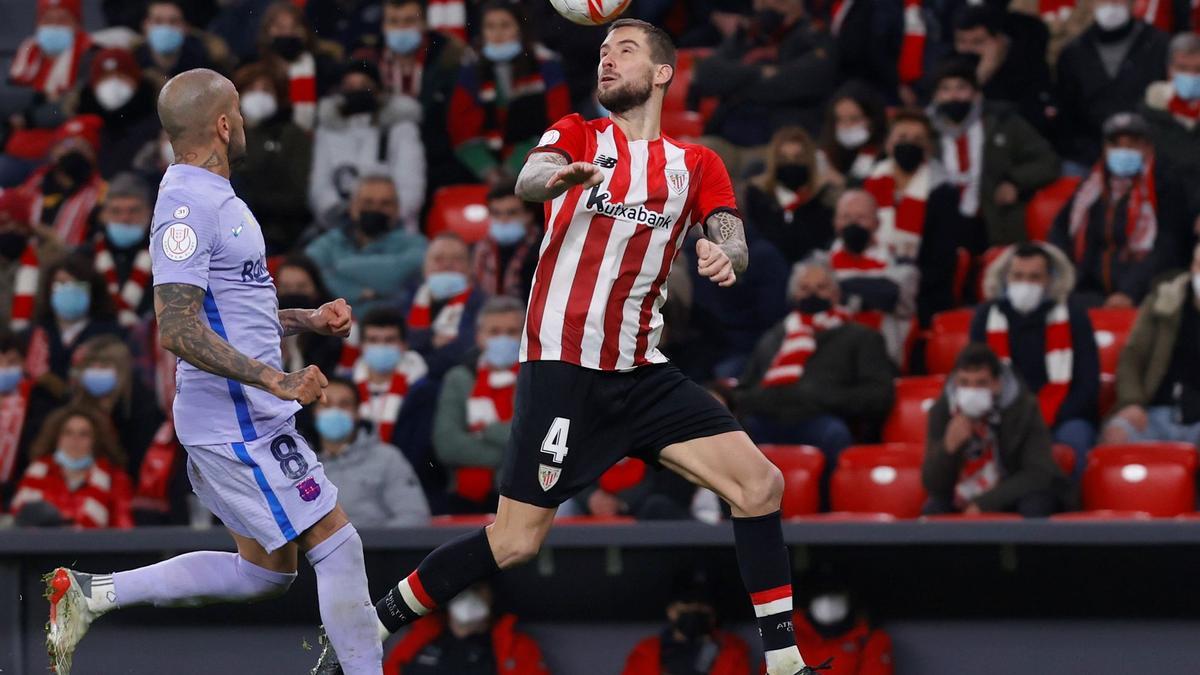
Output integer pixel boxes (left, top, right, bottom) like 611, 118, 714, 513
297, 477, 321, 502
665, 169, 689, 196
537, 464, 561, 492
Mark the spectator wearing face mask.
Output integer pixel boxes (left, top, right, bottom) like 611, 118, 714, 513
306, 175, 427, 312
448, 2, 571, 184
970, 243, 1099, 480
744, 126, 835, 266
313, 377, 430, 527
735, 255, 894, 480
18, 115, 106, 248
351, 308, 429, 446
471, 179, 540, 300
433, 297, 524, 514
10, 404, 133, 529
405, 233, 489, 378
134, 0, 233, 89
384, 582, 550, 675
1049, 112, 1186, 308
0, 333, 32, 502
817, 82, 889, 189
621, 567, 751, 675
309, 59, 426, 229
1054, 0, 1168, 170
828, 189, 919, 367
0, 189, 45, 335
277, 255, 345, 377
231, 62, 313, 254
255, 1, 344, 132
929, 59, 1060, 249
68, 49, 159, 180
792, 578, 892, 675
923, 343, 1067, 517
82, 173, 155, 328
1141, 33, 1200, 221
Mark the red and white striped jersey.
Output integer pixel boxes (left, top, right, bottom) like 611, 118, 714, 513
521, 114, 737, 371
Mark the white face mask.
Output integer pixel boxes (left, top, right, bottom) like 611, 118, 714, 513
95, 78, 135, 111
956, 386, 994, 418
809, 593, 850, 626
1006, 281, 1045, 314
447, 590, 490, 626
240, 90, 278, 124
1094, 2, 1131, 30
836, 124, 870, 150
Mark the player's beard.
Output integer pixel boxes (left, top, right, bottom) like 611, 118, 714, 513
598, 69, 655, 115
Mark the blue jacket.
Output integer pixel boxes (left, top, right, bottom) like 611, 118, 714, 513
304, 227, 427, 312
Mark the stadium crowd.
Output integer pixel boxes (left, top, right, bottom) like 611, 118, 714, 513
3, 0, 1200, 541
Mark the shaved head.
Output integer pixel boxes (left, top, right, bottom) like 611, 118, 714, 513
158, 68, 246, 169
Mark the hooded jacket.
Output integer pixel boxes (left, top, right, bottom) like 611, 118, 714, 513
969, 243, 1100, 425
1114, 271, 1196, 411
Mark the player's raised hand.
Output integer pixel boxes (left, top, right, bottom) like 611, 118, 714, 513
696, 238, 736, 287
545, 162, 604, 191
271, 365, 329, 405
310, 298, 353, 337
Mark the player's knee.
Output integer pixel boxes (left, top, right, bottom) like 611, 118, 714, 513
733, 461, 784, 515
236, 556, 298, 601
489, 530, 543, 569
252, 573, 295, 600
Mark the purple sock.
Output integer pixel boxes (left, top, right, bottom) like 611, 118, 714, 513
107, 551, 295, 610
306, 524, 381, 675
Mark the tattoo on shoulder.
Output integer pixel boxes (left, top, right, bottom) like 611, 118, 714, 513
533, 151, 569, 167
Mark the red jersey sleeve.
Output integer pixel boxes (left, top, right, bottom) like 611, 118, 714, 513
692, 146, 739, 227
529, 113, 588, 164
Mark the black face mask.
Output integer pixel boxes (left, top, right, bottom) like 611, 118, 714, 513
776, 163, 810, 191
794, 295, 832, 315
277, 293, 317, 310
892, 142, 925, 173
756, 8, 785, 34
355, 211, 391, 238
840, 223, 872, 254
672, 610, 715, 640
0, 231, 27, 260
55, 151, 94, 189
271, 36, 305, 62
938, 99, 973, 124
341, 89, 379, 116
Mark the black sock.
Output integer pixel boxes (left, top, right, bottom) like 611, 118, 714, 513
732, 511, 807, 673
375, 528, 500, 633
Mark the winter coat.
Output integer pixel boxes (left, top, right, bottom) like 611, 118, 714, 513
231, 112, 313, 254
384, 614, 549, 675
1141, 80, 1200, 224
1114, 272, 1195, 410
620, 630, 750, 675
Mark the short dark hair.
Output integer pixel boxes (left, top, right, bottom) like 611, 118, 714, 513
954, 343, 1002, 378
931, 57, 978, 91
385, 0, 423, 8
276, 254, 334, 304
361, 307, 406, 338
325, 375, 361, 404
487, 178, 519, 203
889, 108, 935, 139
608, 18, 677, 87
0, 331, 24, 358
36, 253, 115, 324
1012, 242, 1053, 273
953, 5, 1001, 35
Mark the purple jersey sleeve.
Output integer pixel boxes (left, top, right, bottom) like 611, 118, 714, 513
150, 192, 223, 289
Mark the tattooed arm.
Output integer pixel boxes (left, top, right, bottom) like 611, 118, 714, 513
695, 209, 749, 287
156, 283, 328, 403
278, 298, 353, 337
515, 151, 603, 203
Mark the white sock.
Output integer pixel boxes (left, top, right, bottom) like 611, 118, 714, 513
83, 574, 118, 615
765, 645, 806, 675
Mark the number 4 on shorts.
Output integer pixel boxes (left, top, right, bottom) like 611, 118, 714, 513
540, 417, 570, 464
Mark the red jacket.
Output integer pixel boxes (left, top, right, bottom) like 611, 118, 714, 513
621, 631, 750, 675
791, 613, 893, 675
385, 613, 550, 675
10, 456, 133, 529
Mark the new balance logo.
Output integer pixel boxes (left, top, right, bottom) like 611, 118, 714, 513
594, 154, 618, 169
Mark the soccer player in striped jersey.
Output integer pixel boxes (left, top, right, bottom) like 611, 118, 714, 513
314, 19, 828, 675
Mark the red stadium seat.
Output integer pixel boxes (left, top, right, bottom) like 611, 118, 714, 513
882, 376, 946, 444
598, 457, 647, 494
801, 512, 896, 522
1025, 177, 1080, 241
1099, 374, 1117, 418
1050, 510, 1153, 521
665, 48, 709, 113
430, 514, 496, 526
1087, 307, 1137, 376
425, 184, 490, 242
761, 445, 825, 518
925, 309, 975, 375
1081, 443, 1198, 517
921, 513, 1022, 521
661, 110, 705, 139
1052, 443, 1076, 477
830, 443, 927, 518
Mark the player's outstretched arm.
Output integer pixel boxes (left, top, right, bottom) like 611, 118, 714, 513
155, 283, 327, 404
696, 210, 749, 287
278, 298, 353, 337
515, 151, 603, 203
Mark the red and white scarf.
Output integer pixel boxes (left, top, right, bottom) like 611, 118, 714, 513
953, 419, 1000, 508
829, 0, 854, 35
898, 0, 925, 85
1135, 0, 1175, 32
986, 303, 1073, 425
0, 379, 32, 484
11, 456, 130, 529
23, 326, 51, 381
830, 245, 890, 331
287, 52, 317, 131
336, 320, 361, 378
131, 420, 180, 513
8, 30, 92, 98
761, 309, 848, 388
427, 0, 467, 40
1168, 90, 1200, 126
472, 238, 532, 298
407, 284, 471, 342
940, 118, 984, 217
354, 350, 428, 442
382, 42, 427, 98
94, 237, 151, 327
457, 363, 518, 502
1067, 159, 1158, 265
9, 242, 38, 332
24, 166, 104, 247
863, 159, 930, 261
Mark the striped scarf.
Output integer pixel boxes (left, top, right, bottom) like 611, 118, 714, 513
336, 320, 361, 377
11, 456, 130, 529
940, 118, 984, 218
1067, 159, 1158, 265
382, 42, 427, 98
94, 237, 151, 327
457, 362, 518, 501
1134, 0, 1175, 32
353, 350, 428, 442
898, 0, 926, 85
986, 303, 1072, 425
472, 238, 532, 297
953, 420, 999, 508
8, 30, 91, 98
863, 159, 930, 261
407, 284, 471, 341
9, 243, 38, 332
131, 420, 180, 513
1168, 92, 1200, 124
287, 52, 317, 132
427, 0, 467, 40
761, 308, 848, 388
478, 68, 549, 152
26, 166, 104, 247
0, 379, 32, 483
830, 245, 890, 330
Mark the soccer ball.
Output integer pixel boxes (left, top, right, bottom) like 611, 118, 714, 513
548, 0, 633, 26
